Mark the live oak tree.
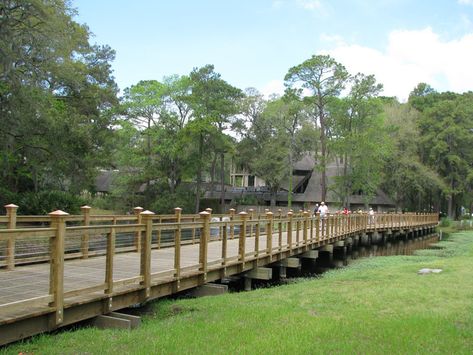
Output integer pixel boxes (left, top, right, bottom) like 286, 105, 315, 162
0, 0, 118, 196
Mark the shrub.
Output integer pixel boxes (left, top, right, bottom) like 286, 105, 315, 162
18, 191, 85, 215
439, 217, 452, 227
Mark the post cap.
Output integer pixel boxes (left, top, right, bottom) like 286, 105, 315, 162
266, 211, 273, 216
229, 208, 236, 212
199, 211, 211, 218
4, 203, 19, 209
140, 210, 155, 215
81, 205, 92, 210
287, 211, 293, 216
239, 211, 249, 218
133, 206, 144, 211
174, 207, 182, 212
205, 208, 212, 212
49, 210, 69, 216
303, 211, 310, 216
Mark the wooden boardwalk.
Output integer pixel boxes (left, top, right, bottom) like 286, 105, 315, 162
0, 208, 438, 345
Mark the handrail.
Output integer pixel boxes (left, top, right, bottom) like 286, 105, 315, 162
0, 206, 438, 328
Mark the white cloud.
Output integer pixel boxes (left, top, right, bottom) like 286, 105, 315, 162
260, 79, 285, 98
458, 0, 473, 5
297, 0, 322, 10
320, 27, 473, 101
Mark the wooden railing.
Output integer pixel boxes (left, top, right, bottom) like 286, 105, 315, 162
0, 203, 438, 328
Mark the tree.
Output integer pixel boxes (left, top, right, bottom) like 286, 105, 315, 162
330, 73, 386, 207
189, 65, 243, 212
284, 55, 349, 202
417, 93, 473, 217
0, 0, 118, 194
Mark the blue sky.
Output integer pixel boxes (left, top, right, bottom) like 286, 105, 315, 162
74, 0, 473, 100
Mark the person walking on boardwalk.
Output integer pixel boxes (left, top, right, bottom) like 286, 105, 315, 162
313, 203, 319, 216
318, 201, 329, 218
369, 207, 375, 224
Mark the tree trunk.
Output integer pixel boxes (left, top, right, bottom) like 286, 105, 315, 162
220, 152, 225, 212
195, 133, 203, 213
317, 93, 327, 202
209, 153, 217, 195
288, 151, 293, 208
270, 189, 276, 206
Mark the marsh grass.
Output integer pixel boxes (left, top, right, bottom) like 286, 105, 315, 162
3, 232, 473, 354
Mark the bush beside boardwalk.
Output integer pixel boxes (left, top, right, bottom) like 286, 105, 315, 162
3, 233, 473, 354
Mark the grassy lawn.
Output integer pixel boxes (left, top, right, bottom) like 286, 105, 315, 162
3, 232, 473, 354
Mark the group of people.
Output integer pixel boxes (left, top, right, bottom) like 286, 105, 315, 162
313, 202, 376, 222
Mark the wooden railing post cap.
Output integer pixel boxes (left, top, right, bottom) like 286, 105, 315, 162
174, 207, 182, 212
48, 210, 69, 217
199, 211, 211, 219
266, 211, 273, 218
239, 211, 249, 219
140, 210, 155, 217
303, 211, 310, 217
287, 211, 294, 217
248, 208, 254, 212
4, 203, 19, 209
229, 208, 236, 213
205, 208, 212, 213
81, 205, 91, 211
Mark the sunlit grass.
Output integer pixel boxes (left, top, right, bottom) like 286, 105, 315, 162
3, 232, 473, 354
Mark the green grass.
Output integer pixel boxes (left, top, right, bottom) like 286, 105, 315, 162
3, 232, 473, 354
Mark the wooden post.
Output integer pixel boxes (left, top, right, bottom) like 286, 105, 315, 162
199, 211, 210, 281
254, 217, 259, 257
315, 214, 320, 242
105, 219, 116, 296
222, 219, 228, 269
192, 215, 196, 244
49, 210, 68, 327
140, 210, 154, 299
5, 204, 18, 270
238, 212, 248, 267
229, 208, 236, 239
248, 208, 254, 238
278, 209, 283, 251
287, 211, 293, 249
266, 212, 273, 261
303, 211, 309, 247
174, 207, 182, 288
133, 207, 143, 252
80, 205, 91, 259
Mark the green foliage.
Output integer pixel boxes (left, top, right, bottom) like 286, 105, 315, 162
234, 195, 259, 206
18, 191, 85, 215
440, 217, 453, 227
5, 232, 473, 354
0, 0, 118, 194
